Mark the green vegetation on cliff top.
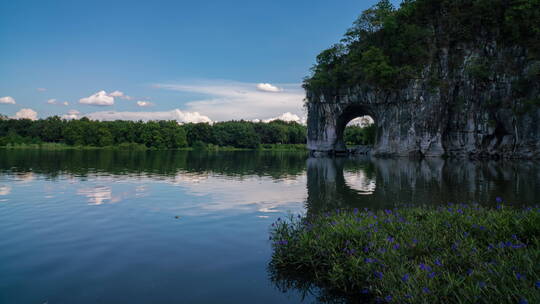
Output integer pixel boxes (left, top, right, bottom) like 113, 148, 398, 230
304, 0, 540, 94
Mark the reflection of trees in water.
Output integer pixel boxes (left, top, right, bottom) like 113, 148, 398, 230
305, 156, 540, 215
0, 150, 308, 179
279, 157, 540, 303
2, 150, 538, 209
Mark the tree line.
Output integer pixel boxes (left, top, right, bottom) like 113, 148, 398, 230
344, 124, 376, 146
0, 116, 309, 149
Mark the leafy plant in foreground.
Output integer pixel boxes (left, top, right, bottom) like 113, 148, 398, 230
270, 202, 540, 303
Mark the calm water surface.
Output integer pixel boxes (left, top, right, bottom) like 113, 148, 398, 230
1, 150, 539, 303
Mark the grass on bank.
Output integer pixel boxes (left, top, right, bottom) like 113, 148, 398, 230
270, 203, 540, 304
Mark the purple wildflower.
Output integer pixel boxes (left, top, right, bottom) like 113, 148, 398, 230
385, 295, 392, 302
519, 299, 528, 304
393, 243, 400, 250
536, 281, 540, 288
276, 240, 288, 245
365, 258, 375, 264
496, 197, 503, 203
434, 259, 442, 266
428, 272, 436, 279
401, 274, 410, 282
478, 281, 486, 288
419, 263, 432, 272
361, 289, 369, 294
386, 236, 395, 243
516, 273, 526, 280
354, 208, 359, 214
467, 269, 473, 276
422, 287, 430, 294
374, 271, 383, 279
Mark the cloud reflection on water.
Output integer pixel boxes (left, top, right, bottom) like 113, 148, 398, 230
0, 185, 11, 196
77, 186, 113, 205
343, 170, 376, 194
66, 171, 307, 214
170, 173, 307, 214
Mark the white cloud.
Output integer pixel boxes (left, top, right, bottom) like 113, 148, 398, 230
348, 116, 374, 127
0, 96, 16, 104
83, 109, 212, 123
262, 112, 302, 123
79, 90, 115, 106
47, 99, 69, 106
108, 90, 124, 97
13, 108, 38, 120
108, 90, 132, 100
36, 88, 47, 92
154, 80, 305, 122
256, 83, 283, 92
136, 101, 154, 107
62, 109, 80, 120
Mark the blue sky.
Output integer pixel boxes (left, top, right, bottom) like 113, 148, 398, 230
0, 0, 398, 122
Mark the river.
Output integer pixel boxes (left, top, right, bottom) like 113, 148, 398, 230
0, 150, 538, 303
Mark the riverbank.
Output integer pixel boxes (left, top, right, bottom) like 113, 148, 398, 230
270, 203, 540, 303
0, 142, 307, 151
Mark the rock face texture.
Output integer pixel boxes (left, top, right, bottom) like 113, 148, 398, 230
306, 44, 540, 159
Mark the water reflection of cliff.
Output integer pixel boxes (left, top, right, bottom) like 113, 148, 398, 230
1, 150, 538, 212
306, 156, 540, 214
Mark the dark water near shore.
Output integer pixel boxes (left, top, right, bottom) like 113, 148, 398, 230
1, 150, 538, 303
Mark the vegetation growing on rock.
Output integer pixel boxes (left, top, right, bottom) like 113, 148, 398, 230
303, 0, 540, 95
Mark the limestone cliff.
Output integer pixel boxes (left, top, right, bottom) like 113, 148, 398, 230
305, 0, 540, 159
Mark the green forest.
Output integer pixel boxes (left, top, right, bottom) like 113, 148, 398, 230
0, 116, 301, 149
0, 115, 376, 150
303, 0, 540, 94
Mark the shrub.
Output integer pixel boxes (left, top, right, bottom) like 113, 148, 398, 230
270, 203, 540, 303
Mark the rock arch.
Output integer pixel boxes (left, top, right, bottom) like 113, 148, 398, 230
305, 70, 540, 159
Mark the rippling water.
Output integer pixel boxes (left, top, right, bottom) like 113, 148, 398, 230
0, 150, 538, 303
